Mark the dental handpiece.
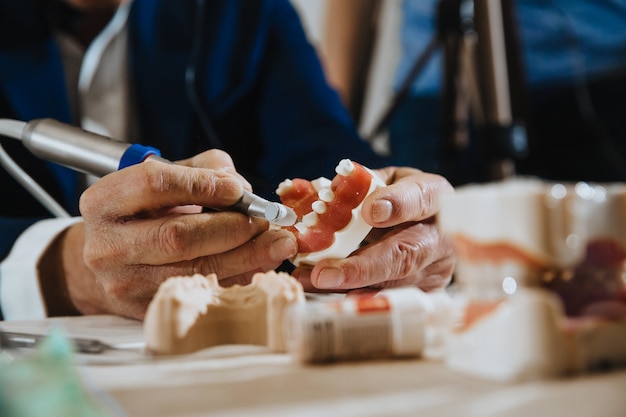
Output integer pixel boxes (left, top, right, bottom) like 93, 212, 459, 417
16, 118, 296, 226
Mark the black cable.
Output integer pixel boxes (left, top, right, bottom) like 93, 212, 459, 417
185, 0, 224, 151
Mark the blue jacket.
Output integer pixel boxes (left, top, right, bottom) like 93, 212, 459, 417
0, 0, 388, 264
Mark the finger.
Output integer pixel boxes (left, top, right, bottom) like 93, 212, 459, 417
362, 167, 454, 227
80, 160, 245, 218
310, 222, 455, 290
176, 149, 252, 189
194, 228, 298, 278
291, 266, 319, 292
290, 267, 348, 294
84, 212, 268, 266
177, 149, 236, 170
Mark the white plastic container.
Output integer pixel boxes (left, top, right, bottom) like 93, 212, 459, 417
284, 287, 454, 363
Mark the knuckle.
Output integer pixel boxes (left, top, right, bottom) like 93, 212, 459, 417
192, 172, 219, 197
142, 164, 206, 197
144, 166, 172, 193
158, 219, 190, 257
412, 182, 435, 219
382, 226, 435, 280
78, 187, 100, 217
195, 256, 227, 278
82, 237, 109, 269
340, 261, 369, 288
155, 166, 220, 198
100, 278, 127, 300
387, 186, 429, 222
82, 245, 103, 270
394, 238, 428, 278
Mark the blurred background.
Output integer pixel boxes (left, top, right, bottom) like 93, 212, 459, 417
291, 0, 400, 157
290, 0, 626, 187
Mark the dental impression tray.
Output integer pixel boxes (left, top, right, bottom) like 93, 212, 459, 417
144, 271, 305, 355
276, 159, 386, 266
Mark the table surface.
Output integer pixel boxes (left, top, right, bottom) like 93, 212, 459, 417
2, 315, 625, 417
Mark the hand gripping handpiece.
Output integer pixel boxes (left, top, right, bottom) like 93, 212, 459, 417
3, 118, 296, 226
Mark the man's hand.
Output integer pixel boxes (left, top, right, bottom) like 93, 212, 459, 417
40, 150, 297, 319
292, 166, 456, 292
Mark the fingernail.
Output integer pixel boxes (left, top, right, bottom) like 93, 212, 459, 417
269, 236, 297, 261
372, 199, 393, 223
316, 267, 345, 288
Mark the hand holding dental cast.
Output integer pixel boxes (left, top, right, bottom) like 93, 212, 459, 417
282, 162, 456, 293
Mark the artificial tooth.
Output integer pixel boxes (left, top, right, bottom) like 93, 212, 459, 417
335, 159, 355, 176
275, 179, 293, 196
312, 200, 327, 214
318, 189, 335, 202
312, 177, 332, 191
303, 212, 319, 226
294, 222, 308, 234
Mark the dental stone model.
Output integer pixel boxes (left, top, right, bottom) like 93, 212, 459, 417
276, 159, 386, 266
144, 271, 305, 355
438, 179, 626, 381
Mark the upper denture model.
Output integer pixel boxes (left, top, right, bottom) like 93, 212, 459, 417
276, 159, 386, 266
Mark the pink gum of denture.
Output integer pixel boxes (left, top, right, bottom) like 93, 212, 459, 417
276, 159, 386, 266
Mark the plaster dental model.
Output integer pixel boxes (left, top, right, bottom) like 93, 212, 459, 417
144, 271, 305, 355
276, 159, 386, 266
446, 287, 626, 382
438, 179, 626, 382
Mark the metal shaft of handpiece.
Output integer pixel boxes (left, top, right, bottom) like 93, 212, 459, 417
231, 190, 295, 226
22, 119, 130, 177
19, 119, 295, 225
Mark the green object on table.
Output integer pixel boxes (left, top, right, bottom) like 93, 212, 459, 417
0, 327, 119, 417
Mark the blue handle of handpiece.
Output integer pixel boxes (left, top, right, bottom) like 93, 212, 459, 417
118, 144, 162, 170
